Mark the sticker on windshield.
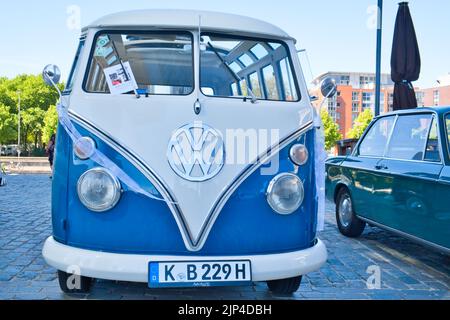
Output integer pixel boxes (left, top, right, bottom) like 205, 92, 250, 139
95, 46, 114, 58
103, 62, 138, 95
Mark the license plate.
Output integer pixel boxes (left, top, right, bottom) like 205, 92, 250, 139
149, 260, 252, 288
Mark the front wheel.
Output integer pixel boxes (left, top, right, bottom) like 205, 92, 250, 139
58, 270, 93, 294
267, 276, 302, 295
336, 188, 366, 238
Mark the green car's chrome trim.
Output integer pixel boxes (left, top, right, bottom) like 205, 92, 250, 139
358, 216, 450, 255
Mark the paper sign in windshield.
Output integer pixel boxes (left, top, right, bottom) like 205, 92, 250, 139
103, 62, 138, 95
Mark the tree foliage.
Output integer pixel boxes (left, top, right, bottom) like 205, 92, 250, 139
0, 104, 17, 144
320, 109, 342, 151
0, 74, 62, 154
348, 109, 374, 139
43, 105, 58, 143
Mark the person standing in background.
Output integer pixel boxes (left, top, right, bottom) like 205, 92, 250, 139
46, 134, 56, 178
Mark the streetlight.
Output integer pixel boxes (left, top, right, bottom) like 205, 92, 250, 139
374, 0, 384, 116
17, 90, 21, 160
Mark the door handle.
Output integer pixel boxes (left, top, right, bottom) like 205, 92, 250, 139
375, 164, 388, 170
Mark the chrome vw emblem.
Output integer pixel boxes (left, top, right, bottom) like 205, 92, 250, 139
167, 122, 225, 182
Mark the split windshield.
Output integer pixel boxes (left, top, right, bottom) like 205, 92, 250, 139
200, 34, 299, 102
82, 31, 299, 101
84, 32, 194, 95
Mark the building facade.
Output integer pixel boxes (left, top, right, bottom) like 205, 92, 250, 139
312, 72, 395, 139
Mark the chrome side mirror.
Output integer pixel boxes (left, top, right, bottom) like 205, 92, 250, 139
321, 77, 337, 99
42, 64, 62, 98
42, 64, 61, 87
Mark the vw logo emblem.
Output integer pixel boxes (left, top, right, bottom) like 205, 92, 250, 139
167, 122, 225, 182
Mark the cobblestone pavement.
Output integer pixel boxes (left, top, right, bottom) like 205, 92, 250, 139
0, 175, 449, 300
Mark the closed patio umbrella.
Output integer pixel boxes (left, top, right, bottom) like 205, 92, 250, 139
391, 2, 421, 110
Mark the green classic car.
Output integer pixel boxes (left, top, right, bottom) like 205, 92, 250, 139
326, 107, 450, 254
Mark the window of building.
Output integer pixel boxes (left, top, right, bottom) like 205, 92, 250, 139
434, 90, 440, 106
362, 92, 374, 110
340, 75, 350, 85
352, 102, 359, 113
352, 91, 359, 102
416, 91, 425, 107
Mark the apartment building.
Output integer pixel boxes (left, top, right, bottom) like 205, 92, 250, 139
311, 72, 395, 139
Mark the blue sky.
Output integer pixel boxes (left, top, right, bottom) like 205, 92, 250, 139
0, 0, 448, 88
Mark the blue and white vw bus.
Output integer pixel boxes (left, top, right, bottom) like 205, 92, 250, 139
42, 10, 329, 294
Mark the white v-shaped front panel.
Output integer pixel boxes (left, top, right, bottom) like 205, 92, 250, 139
72, 94, 313, 251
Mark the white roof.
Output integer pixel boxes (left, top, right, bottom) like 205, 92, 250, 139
84, 9, 292, 40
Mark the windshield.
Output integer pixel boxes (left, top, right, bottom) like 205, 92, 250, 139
84, 31, 194, 95
200, 33, 299, 102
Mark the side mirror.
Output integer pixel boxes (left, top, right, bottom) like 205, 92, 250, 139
321, 77, 337, 99
42, 64, 61, 87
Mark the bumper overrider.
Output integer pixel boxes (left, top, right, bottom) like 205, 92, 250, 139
43, 237, 327, 283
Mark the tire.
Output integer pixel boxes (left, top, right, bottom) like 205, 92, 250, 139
58, 270, 93, 294
336, 188, 366, 238
267, 276, 302, 295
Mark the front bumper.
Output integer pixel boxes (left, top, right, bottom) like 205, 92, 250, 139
43, 237, 327, 283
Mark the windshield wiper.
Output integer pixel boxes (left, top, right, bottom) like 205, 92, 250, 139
207, 41, 258, 103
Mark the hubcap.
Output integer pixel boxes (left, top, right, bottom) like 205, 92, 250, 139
339, 195, 353, 228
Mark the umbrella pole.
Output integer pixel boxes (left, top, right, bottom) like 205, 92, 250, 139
375, 0, 383, 116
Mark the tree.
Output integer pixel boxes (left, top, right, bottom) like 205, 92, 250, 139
320, 109, 342, 151
0, 74, 63, 152
0, 103, 17, 144
22, 107, 46, 151
348, 109, 374, 139
43, 105, 58, 143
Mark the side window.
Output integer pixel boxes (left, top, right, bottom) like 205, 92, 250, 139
249, 72, 262, 98
64, 40, 85, 93
359, 116, 395, 157
424, 117, 441, 162
279, 58, 298, 101
386, 114, 433, 161
262, 65, 279, 100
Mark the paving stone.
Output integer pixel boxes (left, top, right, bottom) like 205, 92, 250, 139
0, 175, 449, 300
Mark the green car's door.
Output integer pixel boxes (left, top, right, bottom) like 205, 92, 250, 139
348, 116, 396, 220
375, 113, 449, 250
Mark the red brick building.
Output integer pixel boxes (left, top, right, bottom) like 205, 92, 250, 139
312, 72, 394, 139
312, 72, 450, 140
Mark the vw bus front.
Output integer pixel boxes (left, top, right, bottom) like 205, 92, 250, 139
42, 10, 329, 295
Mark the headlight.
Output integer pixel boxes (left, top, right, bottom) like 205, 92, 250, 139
267, 173, 304, 215
77, 168, 121, 212
289, 144, 309, 166
74, 137, 96, 160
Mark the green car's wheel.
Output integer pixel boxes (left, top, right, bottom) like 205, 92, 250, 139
336, 188, 366, 238
58, 270, 93, 294
267, 276, 302, 295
